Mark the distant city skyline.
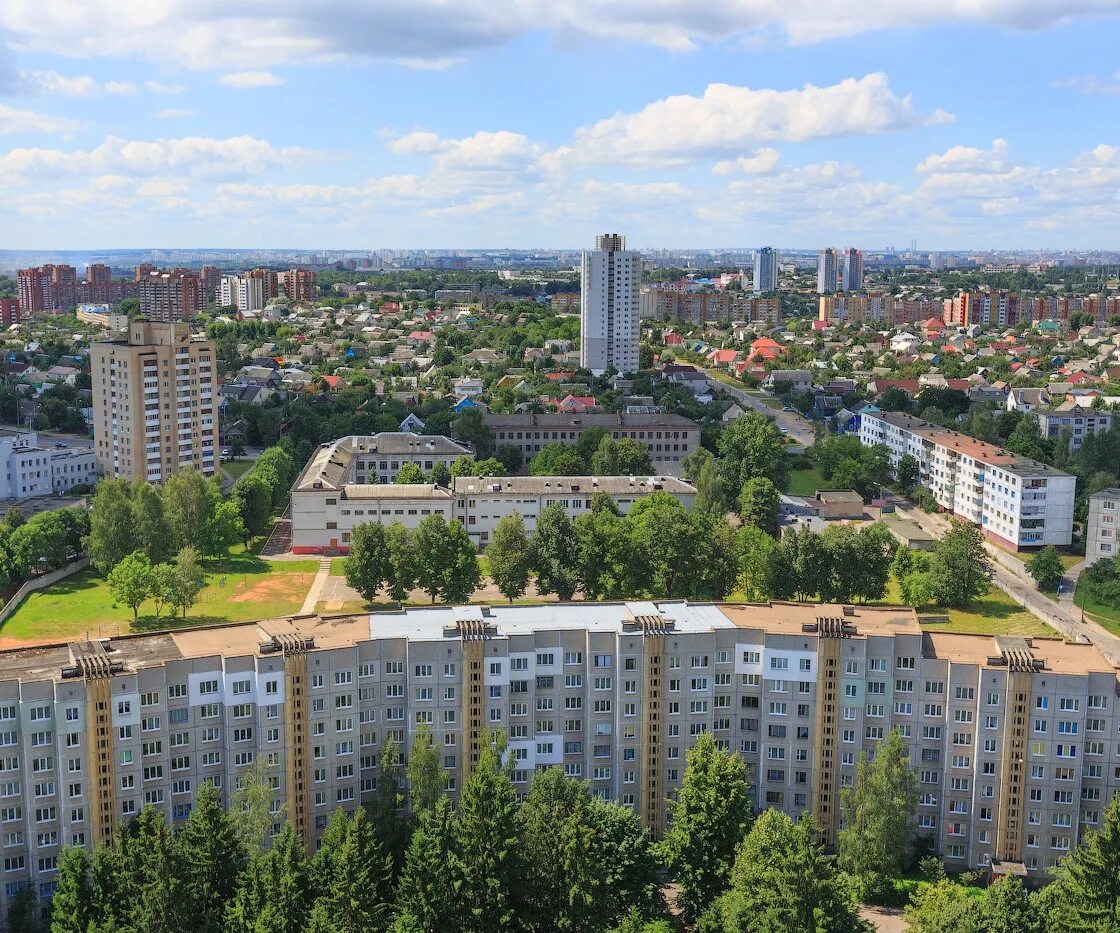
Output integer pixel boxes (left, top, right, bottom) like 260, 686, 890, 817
0, 3, 1119, 249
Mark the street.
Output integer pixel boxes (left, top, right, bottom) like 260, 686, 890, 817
706, 374, 817, 446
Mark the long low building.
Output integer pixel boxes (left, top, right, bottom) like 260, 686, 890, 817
295, 433, 473, 489
0, 433, 98, 499
291, 474, 696, 552
859, 411, 1075, 550
0, 599, 1113, 913
482, 412, 701, 470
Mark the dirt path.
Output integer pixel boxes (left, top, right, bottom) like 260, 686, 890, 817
859, 905, 907, 932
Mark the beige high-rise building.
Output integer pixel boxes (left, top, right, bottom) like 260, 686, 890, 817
91, 320, 218, 482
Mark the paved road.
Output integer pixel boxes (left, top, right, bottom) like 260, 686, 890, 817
0, 427, 92, 450
886, 492, 1120, 663
704, 375, 817, 446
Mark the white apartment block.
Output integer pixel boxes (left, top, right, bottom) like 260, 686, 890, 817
580, 234, 640, 375
0, 434, 98, 499
291, 473, 696, 553
860, 411, 1075, 550
219, 275, 264, 314
1085, 488, 1120, 564
1037, 408, 1114, 451
753, 247, 778, 294
0, 599, 1114, 917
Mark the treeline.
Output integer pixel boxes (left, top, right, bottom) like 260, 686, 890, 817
34, 735, 666, 933
0, 506, 88, 592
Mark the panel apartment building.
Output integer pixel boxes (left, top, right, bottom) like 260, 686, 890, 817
482, 413, 701, 470
0, 599, 1114, 916
91, 321, 219, 482
291, 441, 695, 552
859, 411, 1075, 550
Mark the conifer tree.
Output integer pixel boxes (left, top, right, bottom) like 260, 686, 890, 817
396, 797, 462, 932
406, 725, 443, 815
178, 782, 245, 932
314, 807, 393, 933
48, 846, 92, 933
1051, 792, 1120, 929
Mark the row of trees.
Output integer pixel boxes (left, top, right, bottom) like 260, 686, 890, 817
393, 454, 509, 486
527, 433, 655, 478
41, 735, 664, 933
0, 505, 88, 591
891, 521, 994, 609
88, 448, 296, 576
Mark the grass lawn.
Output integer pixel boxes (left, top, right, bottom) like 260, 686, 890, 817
878, 580, 1055, 638
0, 552, 319, 644
992, 542, 1082, 571
330, 558, 347, 576
1074, 579, 1120, 637
220, 459, 254, 482
787, 466, 826, 496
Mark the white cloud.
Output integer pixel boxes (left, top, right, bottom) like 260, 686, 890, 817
916, 139, 1011, 174
712, 147, 781, 176
152, 108, 197, 119
144, 81, 185, 94
218, 71, 284, 89
0, 134, 320, 181
1053, 71, 1120, 95
1, 1, 1116, 70
569, 74, 922, 165
0, 102, 80, 134
20, 70, 136, 95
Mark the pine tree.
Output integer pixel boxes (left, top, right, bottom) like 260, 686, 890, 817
49, 846, 92, 933
1051, 792, 1120, 929
118, 806, 189, 933
838, 728, 918, 901
178, 782, 245, 932
315, 807, 393, 933
656, 732, 753, 920
455, 743, 525, 932
370, 740, 410, 873
396, 797, 462, 933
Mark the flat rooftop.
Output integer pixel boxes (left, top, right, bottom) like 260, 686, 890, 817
293, 433, 472, 492
482, 412, 699, 429
452, 475, 696, 496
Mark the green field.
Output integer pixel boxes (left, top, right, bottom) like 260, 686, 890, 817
787, 466, 826, 496
1074, 579, 1120, 637
875, 580, 1055, 637
0, 553, 319, 644
220, 459, 254, 482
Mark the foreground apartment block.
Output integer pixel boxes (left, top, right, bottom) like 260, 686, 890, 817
0, 599, 1112, 914
859, 411, 1075, 550
291, 458, 695, 552
482, 412, 700, 469
1085, 488, 1120, 564
91, 320, 219, 482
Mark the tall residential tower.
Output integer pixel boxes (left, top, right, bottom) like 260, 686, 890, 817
753, 247, 778, 293
580, 233, 640, 374
816, 248, 838, 294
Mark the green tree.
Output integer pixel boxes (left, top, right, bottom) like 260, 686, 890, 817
229, 756, 281, 853
396, 798, 461, 933
896, 453, 919, 490
532, 502, 581, 600
838, 728, 918, 901
590, 436, 621, 475
494, 444, 523, 474
395, 462, 426, 484
1025, 545, 1063, 592
980, 874, 1038, 933
454, 408, 495, 458
371, 741, 410, 873
931, 520, 992, 608
407, 725, 444, 815
456, 742, 525, 932
717, 412, 788, 492
231, 474, 272, 545
695, 516, 740, 600
132, 481, 173, 565
384, 522, 419, 602
178, 782, 245, 933
1049, 792, 1120, 930
738, 476, 780, 533
627, 493, 702, 598
88, 478, 136, 573
163, 468, 221, 552
429, 460, 452, 487
106, 550, 153, 619
735, 525, 775, 601
904, 878, 980, 933
574, 499, 632, 599
314, 807, 393, 932
692, 457, 726, 516
529, 442, 585, 476
204, 499, 247, 558
450, 455, 478, 478
487, 512, 531, 602
414, 515, 480, 603
118, 806, 189, 933
254, 447, 296, 509
656, 732, 753, 921
614, 437, 654, 475
345, 522, 389, 602
168, 546, 205, 618
702, 810, 866, 933
49, 846, 93, 933
682, 446, 715, 483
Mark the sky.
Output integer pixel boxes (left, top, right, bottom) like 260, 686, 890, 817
2, 1, 1120, 251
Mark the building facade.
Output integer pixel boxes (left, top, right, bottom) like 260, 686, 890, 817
0, 300, 18, 328
944, 291, 1024, 328
840, 248, 863, 291
859, 411, 1075, 550
0, 600, 1112, 917
291, 470, 696, 553
640, 288, 781, 325
17, 266, 78, 315
91, 320, 219, 482
1037, 408, 1114, 451
753, 247, 778, 293
1085, 488, 1120, 564
817, 249, 838, 295
580, 234, 640, 374
0, 433, 98, 498
219, 275, 265, 314
483, 412, 700, 469
282, 269, 317, 302
138, 270, 202, 323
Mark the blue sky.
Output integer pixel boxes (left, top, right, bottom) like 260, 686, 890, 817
1, 1, 1120, 250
